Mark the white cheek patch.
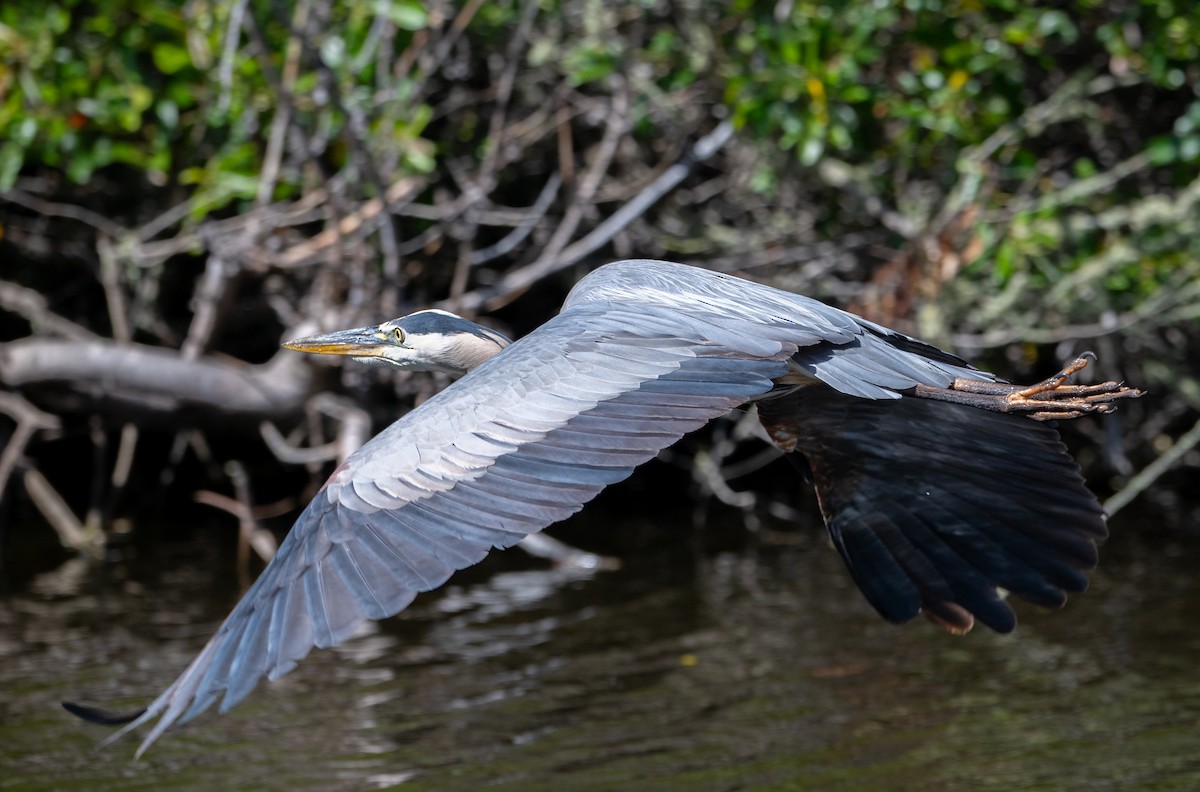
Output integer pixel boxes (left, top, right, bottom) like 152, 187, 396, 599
375, 336, 464, 373
420, 334, 461, 361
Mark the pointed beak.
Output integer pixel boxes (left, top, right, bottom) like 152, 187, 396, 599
282, 326, 387, 358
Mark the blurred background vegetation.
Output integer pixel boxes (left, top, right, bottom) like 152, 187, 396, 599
1, 0, 1197, 576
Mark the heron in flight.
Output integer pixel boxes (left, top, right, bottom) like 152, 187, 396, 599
66, 259, 1139, 755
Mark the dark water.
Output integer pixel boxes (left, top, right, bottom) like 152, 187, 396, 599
2, 510, 1198, 791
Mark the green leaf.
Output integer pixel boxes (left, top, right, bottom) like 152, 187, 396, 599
402, 146, 436, 173
565, 44, 617, 86
1180, 136, 1200, 163
12, 117, 37, 146
0, 141, 24, 190
321, 35, 346, 68
152, 42, 192, 74
373, 0, 428, 32
1146, 136, 1178, 166
66, 151, 95, 184
799, 134, 825, 166
155, 99, 179, 130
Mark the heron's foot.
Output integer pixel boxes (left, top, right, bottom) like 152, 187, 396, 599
913, 352, 1143, 421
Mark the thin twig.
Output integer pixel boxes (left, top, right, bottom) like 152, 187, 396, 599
180, 253, 229, 360
468, 172, 562, 266
448, 117, 737, 313
541, 88, 630, 262
216, 0, 250, 115
22, 467, 99, 556
1105, 414, 1200, 516
260, 420, 341, 465
476, 0, 541, 182
275, 177, 424, 268
256, 0, 306, 206
97, 236, 131, 342
0, 188, 127, 238
110, 423, 139, 491
408, 0, 488, 106
0, 392, 60, 502
0, 280, 98, 339
229, 461, 278, 574
549, 120, 735, 271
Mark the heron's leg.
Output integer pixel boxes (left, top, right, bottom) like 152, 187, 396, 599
911, 352, 1143, 421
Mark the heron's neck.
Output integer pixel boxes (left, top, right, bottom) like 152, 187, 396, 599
433, 330, 510, 375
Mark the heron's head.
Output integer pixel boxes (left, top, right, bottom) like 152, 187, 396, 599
282, 309, 512, 376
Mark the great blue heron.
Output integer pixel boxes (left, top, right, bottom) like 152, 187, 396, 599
66, 259, 1139, 756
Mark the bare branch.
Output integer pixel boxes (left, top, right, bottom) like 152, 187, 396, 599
260, 420, 341, 465
0, 188, 127, 238
22, 467, 100, 556
275, 177, 424, 268
537, 88, 631, 266
216, 0, 251, 116
448, 117, 737, 313
0, 279, 98, 339
468, 172, 562, 266
1, 339, 312, 416
255, 0, 305, 207
96, 236, 131, 342
180, 254, 231, 360
0, 391, 60, 501
1105, 414, 1200, 516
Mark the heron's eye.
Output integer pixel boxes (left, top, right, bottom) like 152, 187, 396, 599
393, 327, 405, 343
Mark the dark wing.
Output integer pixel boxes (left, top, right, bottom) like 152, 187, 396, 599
757, 385, 1106, 634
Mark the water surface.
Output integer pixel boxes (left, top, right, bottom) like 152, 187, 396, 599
1, 510, 1197, 791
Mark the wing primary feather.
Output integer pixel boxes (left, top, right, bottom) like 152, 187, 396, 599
373, 507, 490, 570
409, 486, 547, 533
355, 520, 450, 592
303, 566, 335, 649
405, 499, 529, 550
333, 540, 408, 618
218, 604, 274, 714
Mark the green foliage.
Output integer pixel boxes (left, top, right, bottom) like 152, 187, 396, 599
0, 0, 1196, 332
2, 1, 199, 187
703, 0, 1200, 342
718, 0, 1198, 173
0, 0, 438, 211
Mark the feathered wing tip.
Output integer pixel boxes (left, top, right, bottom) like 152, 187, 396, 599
65, 636, 229, 757
758, 386, 1107, 633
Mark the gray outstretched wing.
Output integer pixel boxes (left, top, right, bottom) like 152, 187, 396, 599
100, 307, 776, 754
88, 260, 1005, 756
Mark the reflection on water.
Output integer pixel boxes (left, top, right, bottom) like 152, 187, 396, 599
2, 510, 1200, 791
